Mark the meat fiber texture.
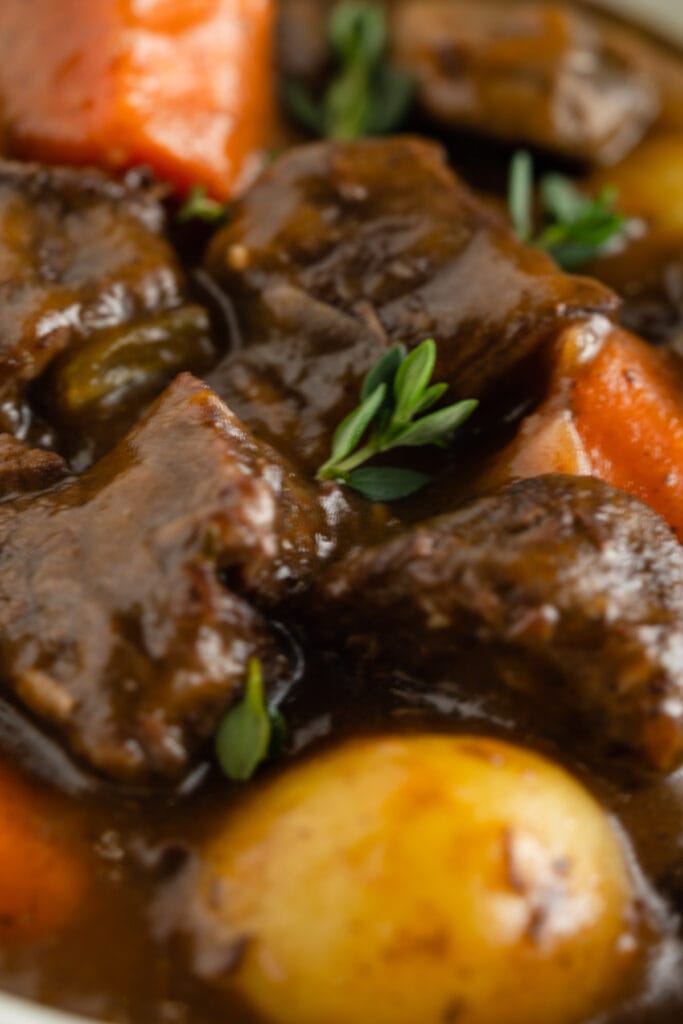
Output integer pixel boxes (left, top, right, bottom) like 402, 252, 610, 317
207, 137, 619, 471
0, 160, 215, 461
0, 374, 350, 784
314, 474, 683, 773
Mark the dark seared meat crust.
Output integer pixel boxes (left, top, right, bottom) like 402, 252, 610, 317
207, 137, 618, 471
0, 161, 215, 460
0, 374, 350, 783
0, 162, 182, 385
314, 475, 683, 772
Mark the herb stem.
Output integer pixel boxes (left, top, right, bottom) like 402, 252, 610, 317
508, 150, 533, 243
320, 439, 379, 479
285, 1, 413, 141
316, 338, 477, 501
507, 150, 629, 270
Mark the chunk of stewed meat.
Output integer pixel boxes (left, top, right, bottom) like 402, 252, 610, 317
277, 0, 333, 83
206, 137, 618, 471
314, 474, 683, 772
0, 161, 216, 461
0, 374, 351, 783
0, 434, 66, 500
392, 1, 658, 165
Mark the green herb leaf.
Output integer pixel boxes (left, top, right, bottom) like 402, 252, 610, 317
546, 239, 614, 271
412, 382, 448, 416
325, 62, 374, 140
316, 338, 477, 500
178, 184, 227, 223
393, 339, 437, 422
323, 381, 386, 470
395, 399, 479, 448
508, 150, 534, 243
329, 1, 385, 65
366, 63, 415, 135
540, 174, 586, 224
361, 344, 405, 400
347, 466, 431, 501
215, 659, 282, 781
507, 151, 629, 270
285, 1, 413, 141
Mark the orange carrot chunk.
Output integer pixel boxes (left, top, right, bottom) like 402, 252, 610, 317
0, 762, 86, 940
573, 328, 683, 540
481, 323, 683, 540
0, 0, 274, 199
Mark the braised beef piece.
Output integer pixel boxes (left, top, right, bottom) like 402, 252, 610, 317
313, 474, 683, 773
0, 161, 216, 462
0, 434, 66, 500
0, 373, 354, 783
206, 137, 617, 471
277, 0, 333, 84
392, 1, 658, 165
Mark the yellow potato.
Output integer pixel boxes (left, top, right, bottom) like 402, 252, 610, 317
590, 134, 683, 237
195, 735, 641, 1024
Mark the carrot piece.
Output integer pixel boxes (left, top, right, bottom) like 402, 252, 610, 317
572, 328, 683, 540
0, 0, 274, 198
479, 323, 683, 540
0, 762, 86, 939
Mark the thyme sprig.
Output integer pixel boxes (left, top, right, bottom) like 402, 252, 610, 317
177, 184, 228, 223
285, 1, 413, 140
508, 150, 629, 270
317, 339, 477, 502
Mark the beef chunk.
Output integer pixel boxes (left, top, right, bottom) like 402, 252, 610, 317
0, 161, 215, 460
314, 474, 683, 772
0, 434, 67, 500
0, 374, 350, 783
277, 0, 333, 83
392, 1, 658, 165
207, 137, 617, 471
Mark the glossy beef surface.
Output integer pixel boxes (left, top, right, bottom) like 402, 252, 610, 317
0, 374, 354, 783
207, 136, 618, 470
315, 474, 683, 772
0, 161, 215, 460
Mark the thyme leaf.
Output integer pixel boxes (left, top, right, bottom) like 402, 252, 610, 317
178, 185, 228, 223
285, 2, 413, 141
317, 338, 477, 501
508, 150, 629, 270
216, 659, 285, 781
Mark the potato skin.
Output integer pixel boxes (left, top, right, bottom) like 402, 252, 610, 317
589, 134, 683, 236
196, 735, 640, 1024
586, 134, 683, 341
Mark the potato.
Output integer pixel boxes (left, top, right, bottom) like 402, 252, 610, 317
194, 735, 640, 1024
589, 134, 683, 236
